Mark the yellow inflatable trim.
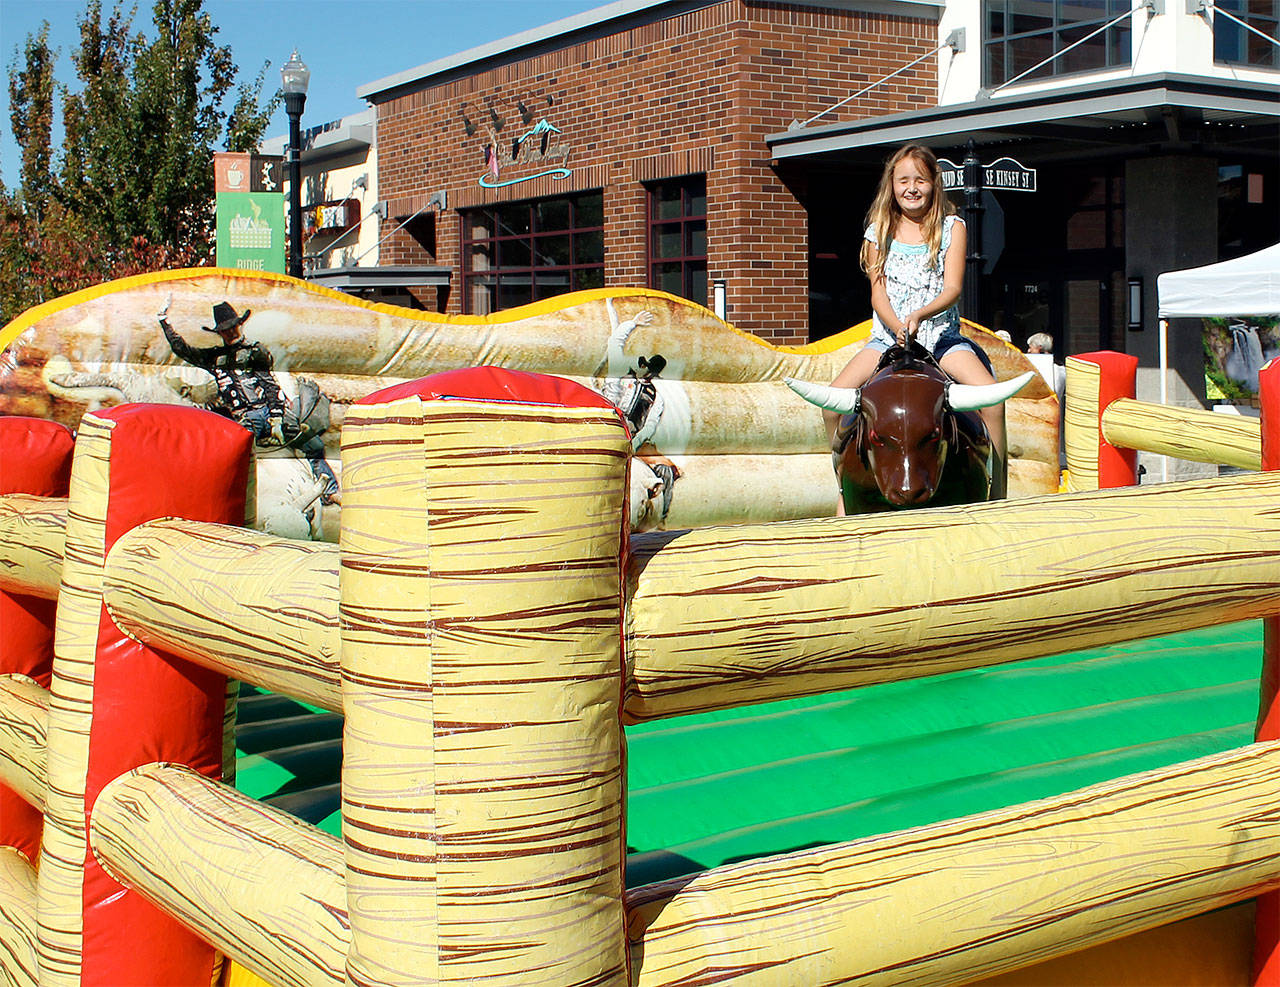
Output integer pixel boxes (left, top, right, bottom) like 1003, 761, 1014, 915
0, 268, 874, 357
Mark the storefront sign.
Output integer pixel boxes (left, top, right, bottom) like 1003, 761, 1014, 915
213, 152, 286, 272
463, 96, 574, 191
939, 156, 1037, 192
306, 198, 359, 235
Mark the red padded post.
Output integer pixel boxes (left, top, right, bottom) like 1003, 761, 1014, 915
71, 405, 251, 985
0, 417, 74, 865
1073, 351, 1139, 489
1253, 359, 1280, 987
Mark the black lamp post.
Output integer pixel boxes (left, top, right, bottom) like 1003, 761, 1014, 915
961, 138, 985, 324
281, 49, 310, 280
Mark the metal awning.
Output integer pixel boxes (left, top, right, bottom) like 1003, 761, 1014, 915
307, 265, 452, 292
768, 72, 1279, 164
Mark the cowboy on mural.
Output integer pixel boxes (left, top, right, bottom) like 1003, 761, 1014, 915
158, 295, 340, 504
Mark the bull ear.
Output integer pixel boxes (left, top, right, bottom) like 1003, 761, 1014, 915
784, 377, 861, 415
945, 371, 1036, 412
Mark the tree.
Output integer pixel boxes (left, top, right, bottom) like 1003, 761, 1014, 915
8, 22, 56, 222
1, 0, 277, 322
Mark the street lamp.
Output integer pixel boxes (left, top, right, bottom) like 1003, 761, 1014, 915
281, 49, 310, 280
961, 138, 985, 324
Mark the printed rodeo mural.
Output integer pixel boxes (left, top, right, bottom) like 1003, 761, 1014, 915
0, 270, 1062, 541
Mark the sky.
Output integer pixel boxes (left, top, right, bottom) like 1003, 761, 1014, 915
0, 0, 605, 186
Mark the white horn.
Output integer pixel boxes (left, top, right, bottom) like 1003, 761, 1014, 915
945, 371, 1036, 412
784, 377, 861, 415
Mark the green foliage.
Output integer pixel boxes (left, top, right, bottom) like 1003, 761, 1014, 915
1, 0, 278, 322
8, 22, 56, 221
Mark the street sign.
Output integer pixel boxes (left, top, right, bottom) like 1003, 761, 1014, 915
938, 156, 1037, 192
983, 156, 1037, 192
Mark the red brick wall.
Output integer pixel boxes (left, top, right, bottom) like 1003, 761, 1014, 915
372, 0, 937, 343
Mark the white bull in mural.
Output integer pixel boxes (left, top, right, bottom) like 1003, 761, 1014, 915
41, 356, 332, 540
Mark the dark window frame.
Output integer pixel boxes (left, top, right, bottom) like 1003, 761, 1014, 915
645, 174, 708, 307
459, 191, 605, 315
982, 0, 1133, 89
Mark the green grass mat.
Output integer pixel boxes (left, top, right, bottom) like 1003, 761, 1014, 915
231, 620, 1265, 883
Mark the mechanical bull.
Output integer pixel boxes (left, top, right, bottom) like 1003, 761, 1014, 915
787, 346, 1034, 513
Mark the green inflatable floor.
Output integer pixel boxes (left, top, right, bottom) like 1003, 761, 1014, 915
234, 620, 1265, 888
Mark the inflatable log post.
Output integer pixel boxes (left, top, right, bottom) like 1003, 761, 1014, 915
339, 368, 631, 986
0, 418, 73, 867
1064, 351, 1139, 491
1256, 358, 1280, 987
37, 404, 251, 986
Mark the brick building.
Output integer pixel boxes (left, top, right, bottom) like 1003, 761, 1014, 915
353, 0, 1277, 379
359, 0, 940, 345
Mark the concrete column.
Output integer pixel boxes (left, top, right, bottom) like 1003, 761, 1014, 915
1124, 154, 1218, 479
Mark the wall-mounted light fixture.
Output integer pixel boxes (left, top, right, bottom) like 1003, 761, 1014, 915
1128, 277, 1144, 332
712, 279, 727, 320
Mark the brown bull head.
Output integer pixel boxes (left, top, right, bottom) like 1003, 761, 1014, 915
786, 352, 1034, 509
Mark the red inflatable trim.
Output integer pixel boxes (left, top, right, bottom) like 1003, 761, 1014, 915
1256, 362, 1280, 987
1074, 351, 1138, 489
78, 404, 251, 987
358, 365, 618, 412
1260, 361, 1280, 474
0, 416, 74, 496
0, 417, 72, 862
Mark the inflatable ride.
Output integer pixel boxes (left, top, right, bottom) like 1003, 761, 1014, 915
1, 270, 1278, 987
0, 269, 1060, 539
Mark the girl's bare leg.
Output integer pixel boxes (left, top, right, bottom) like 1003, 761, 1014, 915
939, 348, 1008, 500
825, 346, 882, 516
824, 346, 880, 444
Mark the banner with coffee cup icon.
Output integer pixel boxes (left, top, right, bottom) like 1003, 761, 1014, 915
214, 152, 286, 274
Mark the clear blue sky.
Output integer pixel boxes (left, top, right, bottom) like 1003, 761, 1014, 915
0, 0, 604, 186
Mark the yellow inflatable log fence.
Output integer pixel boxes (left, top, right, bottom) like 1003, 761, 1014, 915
0, 269, 1060, 541
1063, 350, 1280, 980
3, 362, 1280, 985
1063, 349, 1273, 490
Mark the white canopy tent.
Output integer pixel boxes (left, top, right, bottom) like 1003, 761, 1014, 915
1154, 242, 1280, 404
1152, 243, 1279, 480
1157, 242, 1280, 320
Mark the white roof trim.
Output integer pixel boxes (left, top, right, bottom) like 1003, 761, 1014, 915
358, 0, 943, 101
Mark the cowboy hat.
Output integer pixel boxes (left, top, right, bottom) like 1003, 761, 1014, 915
205, 301, 252, 336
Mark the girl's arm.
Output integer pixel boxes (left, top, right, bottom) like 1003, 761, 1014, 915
865, 242, 908, 342
904, 219, 967, 333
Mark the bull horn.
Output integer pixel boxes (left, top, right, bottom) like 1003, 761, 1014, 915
945, 371, 1036, 412
784, 377, 861, 414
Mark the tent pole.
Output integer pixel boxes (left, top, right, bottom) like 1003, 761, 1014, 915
1159, 318, 1169, 482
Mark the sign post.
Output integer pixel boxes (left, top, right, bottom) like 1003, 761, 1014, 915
214, 152, 286, 274
940, 148, 1037, 325
961, 140, 985, 324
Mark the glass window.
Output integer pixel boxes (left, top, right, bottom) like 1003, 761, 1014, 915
534, 198, 570, 232
1065, 165, 1124, 252
646, 174, 708, 306
574, 268, 605, 291
575, 230, 604, 266
983, 0, 1132, 87
460, 191, 605, 314
1214, 0, 1279, 67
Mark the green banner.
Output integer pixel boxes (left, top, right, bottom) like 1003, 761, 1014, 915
216, 191, 286, 273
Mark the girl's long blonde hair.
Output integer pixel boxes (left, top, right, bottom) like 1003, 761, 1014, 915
859, 144, 955, 279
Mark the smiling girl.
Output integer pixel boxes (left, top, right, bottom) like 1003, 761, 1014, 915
823, 143, 1008, 503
